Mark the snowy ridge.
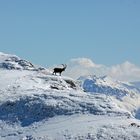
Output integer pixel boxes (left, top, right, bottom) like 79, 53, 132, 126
79, 75, 140, 98
0, 52, 140, 140
79, 75, 140, 119
0, 52, 45, 71
0, 71, 130, 127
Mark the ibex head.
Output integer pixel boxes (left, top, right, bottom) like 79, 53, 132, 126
62, 64, 67, 70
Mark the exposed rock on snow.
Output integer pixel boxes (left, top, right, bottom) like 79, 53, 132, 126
0, 91, 131, 127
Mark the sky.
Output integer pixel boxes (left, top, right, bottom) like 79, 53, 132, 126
0, 0, 140, 81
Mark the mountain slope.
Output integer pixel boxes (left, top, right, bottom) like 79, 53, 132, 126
0, 70, 130, 127
0, 52, 46, 71
78, 75, 140, 119
79, 75, 140, 98
0, 52, 140, 140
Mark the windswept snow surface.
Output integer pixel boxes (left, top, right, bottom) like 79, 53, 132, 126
0, 52, 140, 140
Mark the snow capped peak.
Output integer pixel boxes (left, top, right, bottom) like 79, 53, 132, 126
0, 52, 42, 71
0, 52, 19, 62
79, 75, 140, 99
79, 75, 117, 86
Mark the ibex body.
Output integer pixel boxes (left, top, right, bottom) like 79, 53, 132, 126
53, 64, 67, 76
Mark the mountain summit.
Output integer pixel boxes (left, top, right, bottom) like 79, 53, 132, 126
0, 52, 36, 70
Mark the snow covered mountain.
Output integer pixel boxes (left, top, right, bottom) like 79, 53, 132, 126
79, 75, 140, 99
0, 52, 45, 71
0, 52, 140, 140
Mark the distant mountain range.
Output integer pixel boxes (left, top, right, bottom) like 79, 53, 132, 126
78, 75, 140, 99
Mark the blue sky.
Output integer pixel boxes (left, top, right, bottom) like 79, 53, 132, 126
0, 0, 140, 67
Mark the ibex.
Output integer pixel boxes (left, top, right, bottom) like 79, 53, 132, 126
53, 64, 67, 76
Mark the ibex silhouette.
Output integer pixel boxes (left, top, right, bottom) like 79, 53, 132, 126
53, 64, 67, 76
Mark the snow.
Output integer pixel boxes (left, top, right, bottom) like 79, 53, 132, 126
79, 75, 140, 98
0, 52, 140, 140
135, 108, 140, 120
0, 115, 140, 140
131, 81, 140, 90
